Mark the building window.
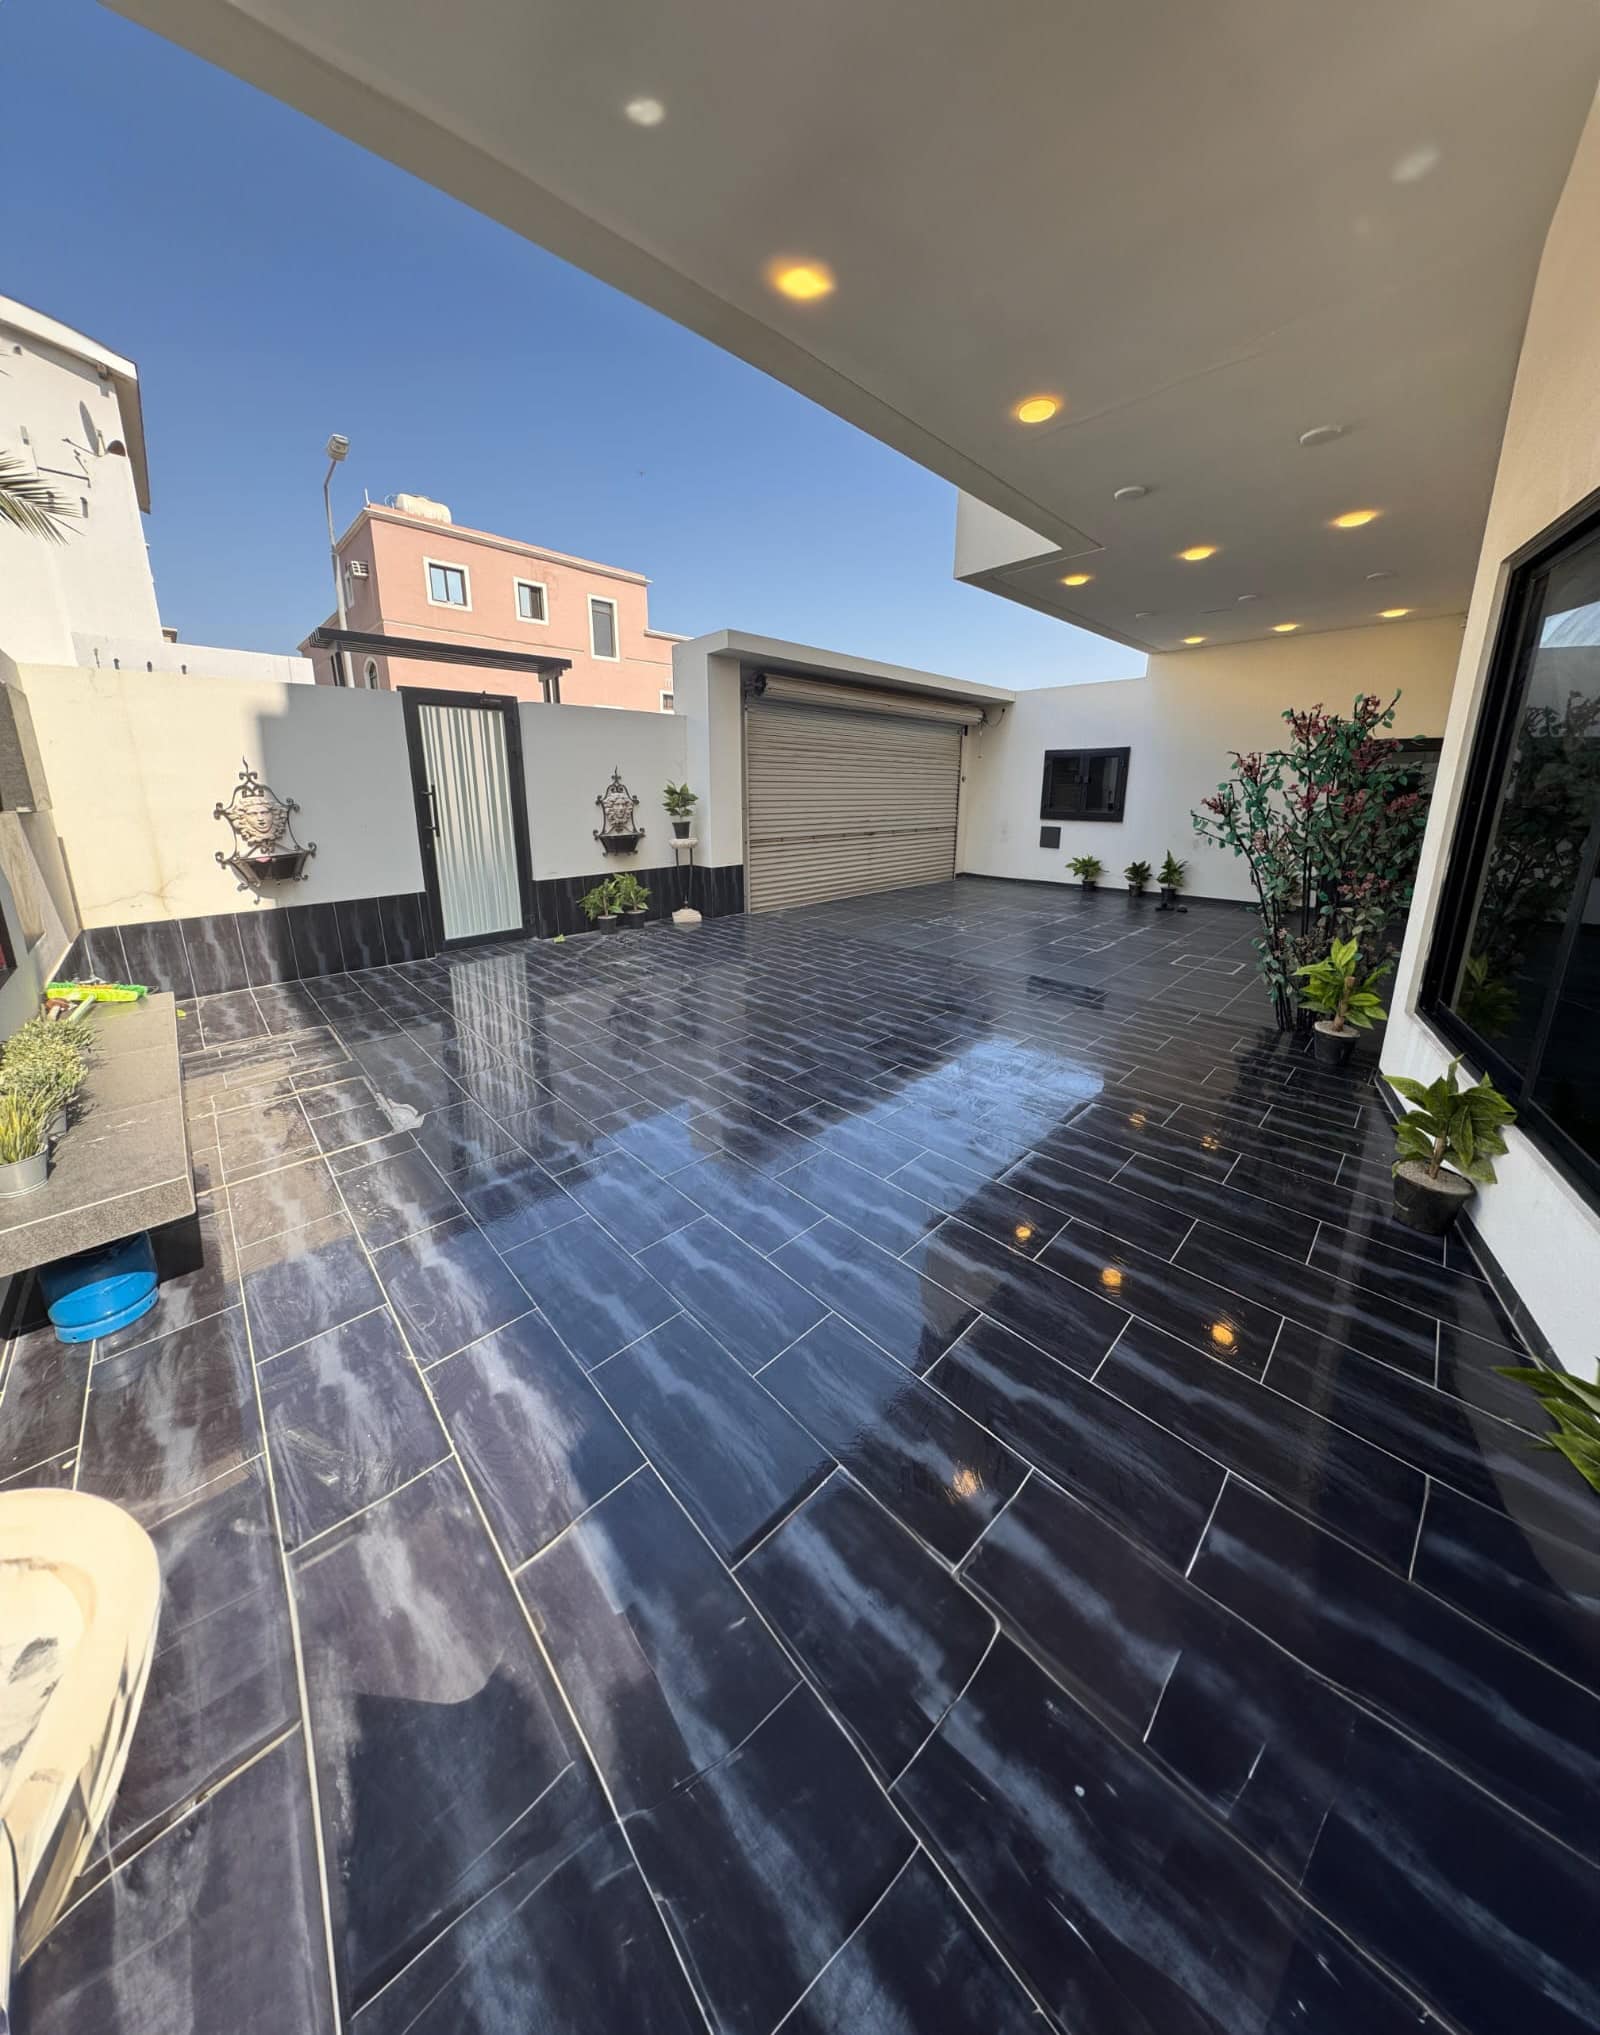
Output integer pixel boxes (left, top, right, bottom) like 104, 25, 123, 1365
515, 579, 548, 623
363, 658, 380, 688
660, 690, 675, 713
589, 596, 619, 660
1039, 746, 1130, 822
426, 560, 470, 607
540, 673, 563, 705
1423, 493, 1600, 1199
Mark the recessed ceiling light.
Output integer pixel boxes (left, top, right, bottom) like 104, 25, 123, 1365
1060, 572, 1092, 587
1183, 636, 1206, 646
1379, 608, 1411, 619
1392, 143, 1441, 185
1298, 424, 1346, 447
624, 96, 666, 126
1177, 545, 1219, 562
1112, 484, 1149, 502
1235, 593, 1260, 603
1330, 509, 1380, 529
1271, 622, 1300, 634
768, 259, 835, 301
1014, 395, 1062, 425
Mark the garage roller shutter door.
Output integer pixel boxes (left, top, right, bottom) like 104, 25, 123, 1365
745, 700, 962, 912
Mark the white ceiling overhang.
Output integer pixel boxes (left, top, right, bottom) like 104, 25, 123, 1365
108, 0, 1600, 650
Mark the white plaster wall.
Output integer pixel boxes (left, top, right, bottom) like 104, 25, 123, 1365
961, 619, 1463, 899
73, 635, 316, 684
518, 701, 687, 881
0, 321, 160, 664
669, 640, 745, 868
1387, 88, 1600, 1378
16, 665, 422, 925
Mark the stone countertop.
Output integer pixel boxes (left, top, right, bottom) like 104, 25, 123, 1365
0, 993, 192, 1278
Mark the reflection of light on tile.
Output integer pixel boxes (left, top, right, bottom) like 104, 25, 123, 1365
1210, 1322, 1237, 1351
1201, 1133, 1221, 1151
950, 1466, 981, 1500
1128, 1112, 1148, 1128
1100, 1265, 1124, 1290
1013, 1223, 1034, 1243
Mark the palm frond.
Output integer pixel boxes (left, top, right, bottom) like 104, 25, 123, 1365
0, 453, 76, 543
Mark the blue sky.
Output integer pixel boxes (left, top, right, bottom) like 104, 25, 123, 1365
1, 2, 1132, 687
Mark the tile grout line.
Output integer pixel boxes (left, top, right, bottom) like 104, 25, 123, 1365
765, 1848, 923, 2035
1184, 1471, 1230, 1579
509, 1461, 652, 1574
1406, 1477, 1432, 1583
731, 1464, 842, 1571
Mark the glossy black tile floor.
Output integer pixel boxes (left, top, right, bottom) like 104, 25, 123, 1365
5, 877, 1598, 2035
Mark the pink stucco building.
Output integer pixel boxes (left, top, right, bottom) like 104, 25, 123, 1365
301, 495, 682, 709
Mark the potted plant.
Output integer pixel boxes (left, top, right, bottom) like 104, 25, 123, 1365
1491, 1365, 1600, 1496
611, 873, 651, 922
0, 1092, 51, 1198
1, 1015, 88, 1141
580, 882, 620, 934
1158, 851, 1187, 908
1384, 1057, 1515, 1235
1068, 855, 1103, 890
663, 782, 699, 841
1293, 939, 1390, 1067
1124, 859, 1153, 896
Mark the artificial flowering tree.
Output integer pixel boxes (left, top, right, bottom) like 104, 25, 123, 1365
1191, 693, 1431, 1030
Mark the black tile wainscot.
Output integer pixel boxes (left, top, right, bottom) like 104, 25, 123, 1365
3, 875, 1595, 2035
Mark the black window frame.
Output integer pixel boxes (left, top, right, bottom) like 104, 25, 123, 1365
1420, 481, 1600, 1208
1039, 745, 1130, 823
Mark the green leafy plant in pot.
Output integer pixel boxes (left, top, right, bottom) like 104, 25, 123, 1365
1124, 859, 1153, 896
1068, 855, 1103, 889
663, 781, 699, 841
1157, 851, 1187, 910
1491, 1365, 1600, 1498
580, 882, 620, 933
610, 872, 651, 920
1384, 1057, 1515, 1235
1293, 939, 1390, 1068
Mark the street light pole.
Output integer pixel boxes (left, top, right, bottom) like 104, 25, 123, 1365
322, 433, 351, 685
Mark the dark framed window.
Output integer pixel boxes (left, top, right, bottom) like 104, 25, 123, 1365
1422, 489, 1600, 1202
1040, 746, 1129, 822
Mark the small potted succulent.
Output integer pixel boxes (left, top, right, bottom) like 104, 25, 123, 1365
611, 872, 651, 923
1384, 1056, 1515, 1234
0, 1092, 51, 1198
1124, 859, 1153, 897
1157, 851, 1187, 908
663, 782, 699, 841
580, 881, 620, 934
1293, 939, 1390, 1068
1068, 855, 1103, 890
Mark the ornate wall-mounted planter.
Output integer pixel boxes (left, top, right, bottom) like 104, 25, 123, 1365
214, 762, 317, 894
594, 766, 644, 856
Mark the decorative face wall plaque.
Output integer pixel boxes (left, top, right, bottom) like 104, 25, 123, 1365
214, 760, 317, 894
593, 765, 644, 855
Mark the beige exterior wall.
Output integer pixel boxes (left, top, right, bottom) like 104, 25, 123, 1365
308, 505, 679, 711
960, 617, 1463, 900
1386, 87, 1600, 1375
17, 665, 422, 927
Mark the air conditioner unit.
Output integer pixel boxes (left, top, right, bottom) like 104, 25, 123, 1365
348, 559, 369, 578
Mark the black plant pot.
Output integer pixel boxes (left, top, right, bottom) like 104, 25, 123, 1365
1392, 1160, 1475, 1235
622, 908, 649, 926
1080, 879, 1098, 891
1128, 886, 1148, 901
1312, 1021, 1357, 1069
595, 914, 620, 935
671, 819, 692, 840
